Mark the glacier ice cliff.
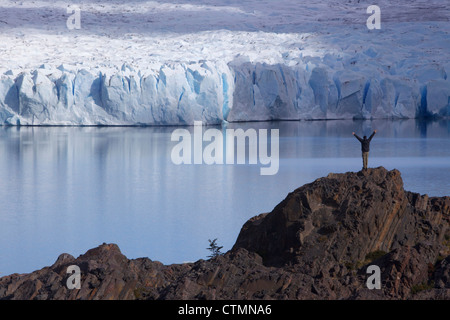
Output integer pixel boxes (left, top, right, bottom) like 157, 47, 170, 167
0, 55, 449, 126
0, 61, 234, 126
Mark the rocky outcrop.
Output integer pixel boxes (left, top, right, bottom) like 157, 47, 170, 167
1, 167, 449, 300
233, 167, 449, 267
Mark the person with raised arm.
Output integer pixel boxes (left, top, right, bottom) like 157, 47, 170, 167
352, 130, 377, 170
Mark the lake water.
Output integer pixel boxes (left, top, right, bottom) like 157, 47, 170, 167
1, 119, 449, 276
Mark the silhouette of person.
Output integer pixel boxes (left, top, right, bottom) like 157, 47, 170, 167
353, 130, 377, 170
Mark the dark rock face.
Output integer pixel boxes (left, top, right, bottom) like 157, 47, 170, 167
233, 168, 448, 268
1, 167, 449, 300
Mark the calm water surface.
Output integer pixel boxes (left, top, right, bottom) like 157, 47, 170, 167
0, 119, 449, 276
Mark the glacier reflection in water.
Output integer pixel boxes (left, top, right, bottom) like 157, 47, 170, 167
0, 119, 449, 276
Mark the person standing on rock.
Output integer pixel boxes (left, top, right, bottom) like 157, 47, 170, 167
353, 130, 376, 170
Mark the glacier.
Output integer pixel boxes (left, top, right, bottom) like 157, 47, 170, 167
0, 0, 449, 125
0, 62, 234, 125
1, 53, 448, 126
